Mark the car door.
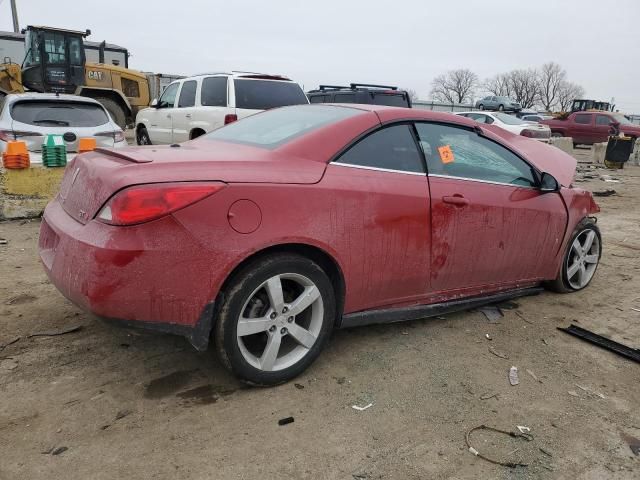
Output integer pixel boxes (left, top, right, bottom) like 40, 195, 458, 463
572, 113, 593, 144
171, 79, 198, 143
414, 122, 566, 295
595, 114, 614, 143
323, 124, 432, 309
147, 81, 179, 144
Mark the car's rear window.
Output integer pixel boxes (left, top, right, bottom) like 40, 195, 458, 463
371, 93, 410, 107
203, 105, 361, 149
11, 101, 109, 127
234, 79, 308, 110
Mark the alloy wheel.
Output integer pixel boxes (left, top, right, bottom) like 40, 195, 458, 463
566, 229, 600, 289
236, 273, 324, 372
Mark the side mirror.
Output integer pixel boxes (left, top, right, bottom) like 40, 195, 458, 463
150, 98, 159, 108
540, 172, 559, 193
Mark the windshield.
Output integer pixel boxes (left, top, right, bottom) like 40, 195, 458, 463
234, 79, 308, 110
493, 112, 527, 125
11, 101, 110, 127
611, 113, 634, 126
203, 105, 361, 149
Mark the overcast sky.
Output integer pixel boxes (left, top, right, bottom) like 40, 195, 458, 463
1, 0, 639, 111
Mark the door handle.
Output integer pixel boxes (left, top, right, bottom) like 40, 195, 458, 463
442, 195, 469, 207
185, 114, 192, 118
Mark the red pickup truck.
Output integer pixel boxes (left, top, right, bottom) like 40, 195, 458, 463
541, 112, 640, 146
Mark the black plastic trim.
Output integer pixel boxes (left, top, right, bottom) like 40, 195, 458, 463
339, 287, 542, 329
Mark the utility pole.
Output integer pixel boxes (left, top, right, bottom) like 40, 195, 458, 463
10, 0, 20, 33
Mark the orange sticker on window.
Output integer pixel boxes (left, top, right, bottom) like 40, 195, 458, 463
438, 145, 454, 164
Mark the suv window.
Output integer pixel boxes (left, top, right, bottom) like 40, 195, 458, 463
334, 93, 356, 103
371, 93, 409, 107
308, 94, 327, 104
336, 124, 425, 173
178, 80, 197, 108
574, 114, 591, 125
596, 114, 612, 126
234, 79, 308, 110
201, 77, 227, 107
11, 100, 109, 127
415, 122, 536, 187
158, 82, 179, 108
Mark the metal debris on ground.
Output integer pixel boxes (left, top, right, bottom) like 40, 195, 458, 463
27, 325, 83, 338
352, 403, 373, 411
539, 447, 553, 457
465, 424, 532, 468
557, 324, 640, 363
278, 417, 294, 426
517, 426, 531, 434
478, 306, 503, 323
489, 346, 508, 359
592, 189, 617, 197
42, 446, 68, 455
0, 238, 7, 245
509, 366, 519, 386
294, 383, 304, 390
526, 369, 542, 383
575, 384, 605, 399
485, 334, 492, 341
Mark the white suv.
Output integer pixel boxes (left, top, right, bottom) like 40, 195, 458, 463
134, 72, 309, 145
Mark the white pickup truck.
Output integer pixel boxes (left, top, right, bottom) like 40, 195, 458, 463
134, 72, 308, 145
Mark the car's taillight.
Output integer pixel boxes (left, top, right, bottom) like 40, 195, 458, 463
96, 130, 126, 142
224, 114, 238, 125
0, 130, 42, 142
97, 182, 225, 226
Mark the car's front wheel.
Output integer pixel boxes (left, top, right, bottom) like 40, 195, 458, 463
498, 104, 504, 111
548, 219, 601, 293
478, 104, 484, 110
136, 126, 152, 145
214, 253, 336, 386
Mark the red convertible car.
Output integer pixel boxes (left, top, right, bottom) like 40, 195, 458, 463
39, 104, 601, 385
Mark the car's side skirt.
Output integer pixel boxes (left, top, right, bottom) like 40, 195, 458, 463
339, 287, 543, 329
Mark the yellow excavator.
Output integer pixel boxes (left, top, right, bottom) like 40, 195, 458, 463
0, 26, 150, 128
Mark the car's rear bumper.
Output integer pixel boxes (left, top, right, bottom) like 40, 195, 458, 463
39, 198, 219, 349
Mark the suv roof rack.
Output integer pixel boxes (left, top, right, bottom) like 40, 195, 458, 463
350, 83, 398, 90
317, 85, 350, 91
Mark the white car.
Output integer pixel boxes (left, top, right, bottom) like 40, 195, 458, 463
135, 72, 309, 145
455, 111, 551, 142
0, 93, 126, 163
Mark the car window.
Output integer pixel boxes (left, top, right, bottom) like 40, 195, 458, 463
574, 114, 591, 125
493, 112, 527, 125
158, 82, 179, 108
334, 93, 356, 103
596, 115, 612, 126
336, 124, 425, 174
234, 79, 308, 110
414, 122, 536, 187
10, 100, 110, 127
308, 95, 327, 104
203, 104, 360, 149
371, 93, 410, 107
491, 97, 498, 102
178, 80, 197, 108
201, 77, 227, 107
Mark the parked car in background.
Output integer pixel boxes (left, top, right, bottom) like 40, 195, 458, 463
540, 111, 640, 146
475, 96, 521, 112
520, 114, 553, 123
40, 104, 600, 386
0, 93, 126, 162
134, 72, 309, 145
456, 111, 551, 142
307, 84, 411, 107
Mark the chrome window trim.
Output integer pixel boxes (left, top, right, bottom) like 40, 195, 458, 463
332, 162, 426, 176
428, 173, 539, 190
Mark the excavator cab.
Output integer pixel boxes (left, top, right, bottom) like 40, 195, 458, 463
21, 26, 89, 94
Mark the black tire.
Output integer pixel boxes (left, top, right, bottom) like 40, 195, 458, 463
214, 253, 336, 386
498, 104, 504, 111
546, 218, 601, 293
478, 104, 484, 110
95, 97, 127, 129
136, 125, 152, 145
190, 129, 205, 140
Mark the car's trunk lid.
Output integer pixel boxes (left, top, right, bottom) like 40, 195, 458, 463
58, 141, 326, 224
10, 120, 116, 153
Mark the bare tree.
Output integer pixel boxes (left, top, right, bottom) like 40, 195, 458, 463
508, 69, 539, 109
556, 81, 585, 112
483, 73, 512, 97
538, 62, 567, 111
430, 69, 478, 104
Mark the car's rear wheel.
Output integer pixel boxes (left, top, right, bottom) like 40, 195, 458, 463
478, 104, 484, 110
498, 104, 504, 111
547, 219, 601, 293
214, 253, 336, 386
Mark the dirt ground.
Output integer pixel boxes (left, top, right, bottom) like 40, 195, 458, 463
1, 152, 639, 480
